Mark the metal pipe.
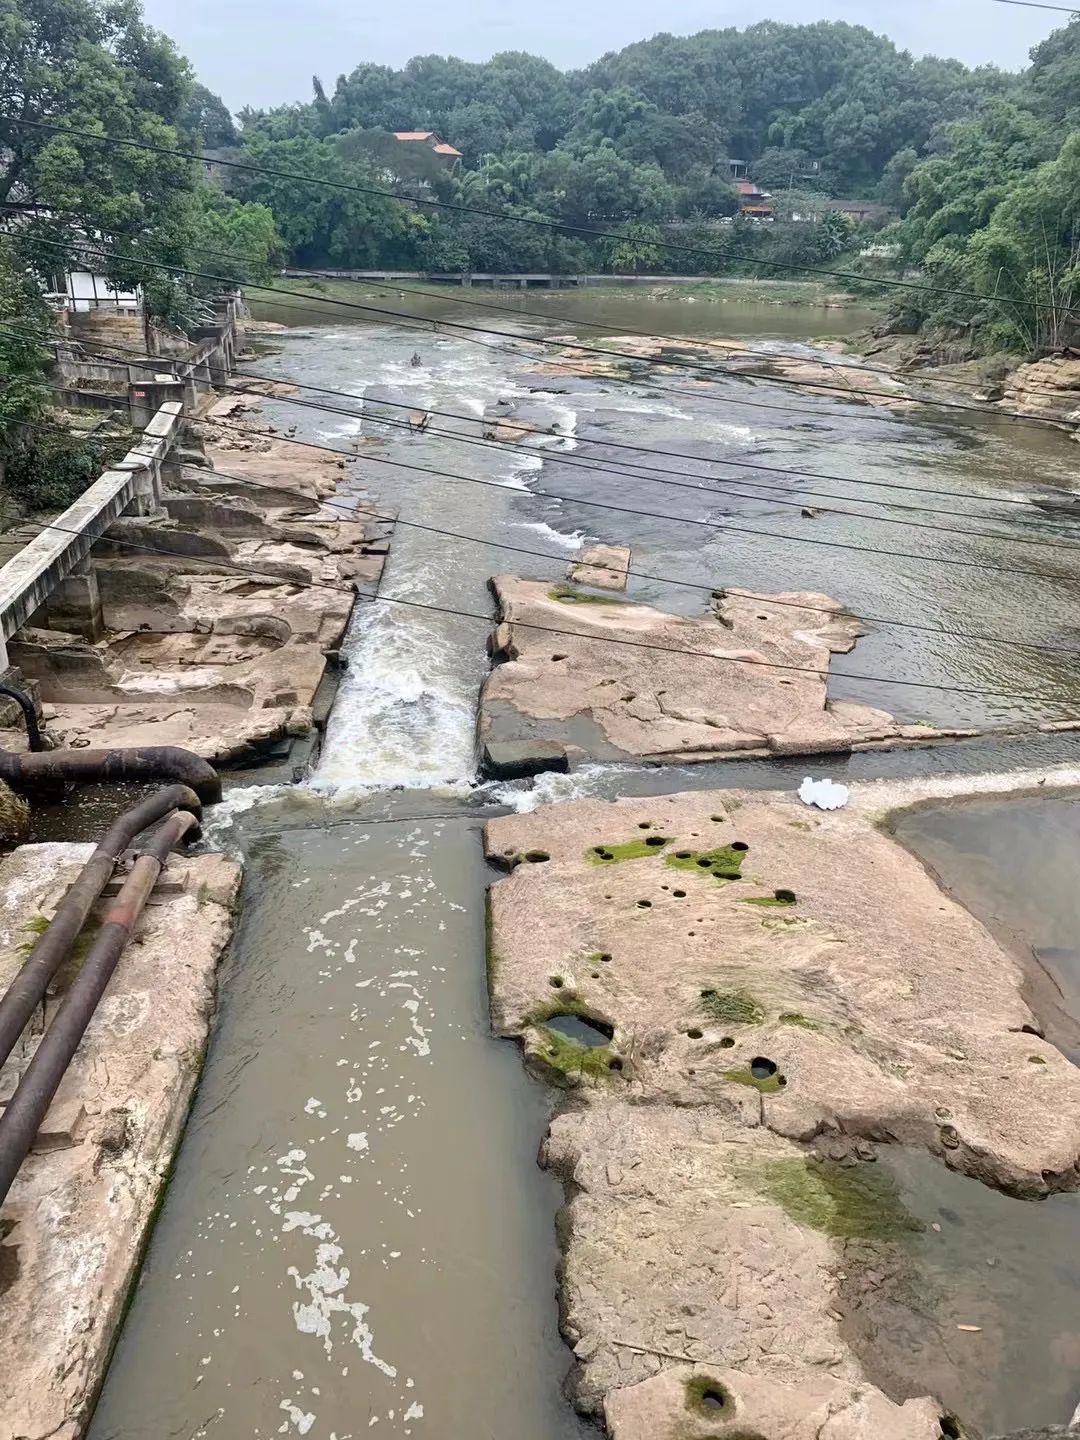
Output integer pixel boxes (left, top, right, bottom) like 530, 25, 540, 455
0, 808, 198, 1210
0, 686, 42, 752
0, 784, 201, 1074
0, 744, 221, 803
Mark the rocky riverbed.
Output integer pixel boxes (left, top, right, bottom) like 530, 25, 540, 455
480, 575, 975, 776
8, 388, 393, 773
484, 780, 1080, 1437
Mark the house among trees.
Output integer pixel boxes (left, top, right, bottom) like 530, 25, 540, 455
392, 131, 463, 162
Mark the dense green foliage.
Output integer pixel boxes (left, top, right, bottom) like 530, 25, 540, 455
219, 22, 1020, 283
890, 21, 1080, 352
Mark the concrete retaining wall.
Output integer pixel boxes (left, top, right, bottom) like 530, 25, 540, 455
0, 403, 183, 657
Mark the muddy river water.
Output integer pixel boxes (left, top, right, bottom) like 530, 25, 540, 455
88, 293, 1080, 1439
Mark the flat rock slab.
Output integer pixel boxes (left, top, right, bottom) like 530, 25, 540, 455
480, 578, 933, 767
0, 842, 241, 1440
606, 1363, 943, 1439
543, 1101, 949, 1433
568, 544, 631, 591
485, 787, 1080, 1196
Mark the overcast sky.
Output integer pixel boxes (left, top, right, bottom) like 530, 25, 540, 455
142, 0, 1062, 113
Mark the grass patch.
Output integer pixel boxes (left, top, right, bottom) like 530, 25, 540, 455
21, 912, 101, 964
536, 1025, 614, 1080
743, 1156, 925, 1240
700, 988, 763, 1025
778, 1011, 820, 1030
665, 843, 747, 880
548, 583, 628, 606
586, 837, 669, 863
741, 894, 794, 908
724, 1067, 785, 1093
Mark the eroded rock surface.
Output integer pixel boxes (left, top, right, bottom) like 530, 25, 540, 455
485, 785, 1080, 1435
480, 577, 952, 768
0, 842, 241, 1440
568, 544, 631, 591
10, 400, 392, 769
486, 787, 1080, 1194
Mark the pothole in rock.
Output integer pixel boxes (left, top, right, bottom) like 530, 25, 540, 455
543, 1013, 615, 1047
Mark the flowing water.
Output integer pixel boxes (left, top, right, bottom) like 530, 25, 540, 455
87, 293, 1080, 1440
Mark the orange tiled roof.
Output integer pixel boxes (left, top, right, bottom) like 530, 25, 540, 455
433, 142, 462, 157
394, 130, 436, 141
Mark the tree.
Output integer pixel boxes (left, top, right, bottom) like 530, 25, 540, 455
179, 83, 237, 147
0, 0, 209, 322
606, 222, 663, 273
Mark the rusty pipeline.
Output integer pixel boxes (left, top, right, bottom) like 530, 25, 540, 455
0, 808, 199, 1207
0, 807, 198, 1209
0, 784, 202, 1075
0, 686, 42, 752
0, 744, 221, 804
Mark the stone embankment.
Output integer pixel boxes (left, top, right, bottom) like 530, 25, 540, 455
484, 782, 1080, 1437
6, 386, 392, 773
0, 841, 241, 1440
480, 576, 969, 776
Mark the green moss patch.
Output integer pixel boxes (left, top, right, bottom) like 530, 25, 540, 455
700, 988, 763, 1025
743, 1156, 926, 1240
536, 1025, 615, 1080
778, 1011, 819, 1030
741, 891, 796, 907
684, 1375, 731, 1416
586, 836, 670, 863
724, 1067, 786, 1093
548, 584, 628, 606
665, 843, 747, 880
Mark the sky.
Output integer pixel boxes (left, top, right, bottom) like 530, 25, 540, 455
141, 0, 1063, 113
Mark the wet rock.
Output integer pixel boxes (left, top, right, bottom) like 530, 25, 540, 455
479, 578, 928, 766
485, 787, 1080, 1196
568, 544, 632, 592
482, 739, 570, 779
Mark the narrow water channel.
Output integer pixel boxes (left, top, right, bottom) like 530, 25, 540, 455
90, 814, 584, 1440
87, 297, 1080, 1439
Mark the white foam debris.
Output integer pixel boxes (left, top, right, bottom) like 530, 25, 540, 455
798, 775, 849, 810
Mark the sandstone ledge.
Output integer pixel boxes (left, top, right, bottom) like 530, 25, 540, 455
480, 576, 956, 771
483, 784, 1080, 1436
0, 842, 241, 1440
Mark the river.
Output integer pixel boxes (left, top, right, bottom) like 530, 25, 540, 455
87, 292, 1080, 1440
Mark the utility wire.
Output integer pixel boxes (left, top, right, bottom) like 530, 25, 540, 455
12, 309, 1072, 523
165, 453, 1080, 658
16, 408, 1080, 656
14, 118, 1074, 322
12, 505, 1080, 705
17, 405, 1080, 655
36, 365, 1080, 555
22, 232, 1080, 435
44, 384, 1078, 584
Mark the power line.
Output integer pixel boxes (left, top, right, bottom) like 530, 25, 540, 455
12, 505, 1080, 705
17, 403, 1080, 656
13, 310, 1077, 527
24, 230, 1080, 435
35, 366, 1080, 551
164, 454, 1080, 658
16, 403, 1080, 656
205, 383, 1080, 554
49, 385, 1076, 584
989, 0, 1078, 12
15, 118, 1074, 322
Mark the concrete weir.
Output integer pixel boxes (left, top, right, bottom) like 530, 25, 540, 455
484, 776, 1080, 1438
